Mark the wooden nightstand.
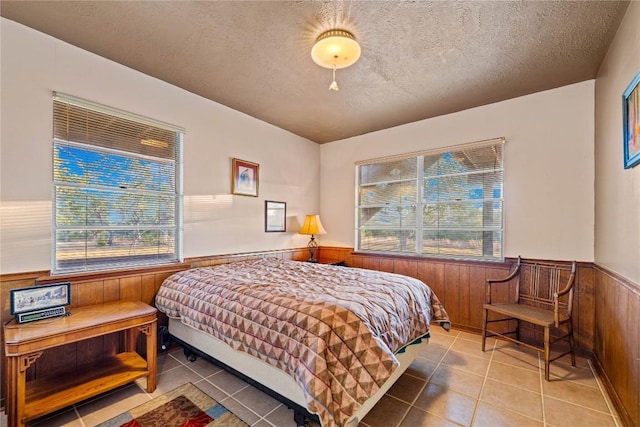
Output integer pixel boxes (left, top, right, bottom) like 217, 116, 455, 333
3, 300, 157, 427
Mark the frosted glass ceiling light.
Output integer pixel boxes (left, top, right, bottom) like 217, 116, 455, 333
311, 29, 360, 91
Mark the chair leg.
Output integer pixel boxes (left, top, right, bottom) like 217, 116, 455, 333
544, 327, 551, 381
568, 319, 576, 367
481, 308, 488, 352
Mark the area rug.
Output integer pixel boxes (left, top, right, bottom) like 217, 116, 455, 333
96, 383, 248, 427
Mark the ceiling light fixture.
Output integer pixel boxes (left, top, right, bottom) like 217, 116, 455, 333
311, 29, 361, 91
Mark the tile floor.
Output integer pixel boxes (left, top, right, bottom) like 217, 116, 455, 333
2, 327, 621, 427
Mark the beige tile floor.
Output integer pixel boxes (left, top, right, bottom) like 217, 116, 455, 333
3, 327, 621, 427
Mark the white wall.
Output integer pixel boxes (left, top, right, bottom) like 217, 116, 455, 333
321, 81, 596, 262
594, 2, 640, 283
0, 15, 609, 273
0, 19, 319, 274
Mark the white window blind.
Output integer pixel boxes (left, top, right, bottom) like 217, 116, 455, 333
52, 92, 183, 274
356, 138, 505, 261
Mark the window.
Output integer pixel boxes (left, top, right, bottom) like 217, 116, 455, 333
356, 138, 504, 261
52, 93, 183, 274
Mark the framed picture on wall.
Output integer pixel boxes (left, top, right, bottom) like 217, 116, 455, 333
265, 200, 286, 232
623, 71, 640, 169
232, 158, 259, 196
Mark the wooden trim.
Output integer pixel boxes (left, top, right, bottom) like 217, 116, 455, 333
350, 251, 513, 268
594, 263, 640, 297
4, 247, 310, 286
0, 271, 50, 282
186, 247, 308, 264
352, 252, 591, 268
36, 263, 191, 285
591, 352, 635, 427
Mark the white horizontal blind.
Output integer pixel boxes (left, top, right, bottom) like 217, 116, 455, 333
52, 92, 183, 274
356, 138, 504, 261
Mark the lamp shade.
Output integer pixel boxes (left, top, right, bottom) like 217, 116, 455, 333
299, 214, 327, 236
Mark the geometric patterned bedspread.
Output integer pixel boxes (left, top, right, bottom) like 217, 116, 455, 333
155, 258, 450, 427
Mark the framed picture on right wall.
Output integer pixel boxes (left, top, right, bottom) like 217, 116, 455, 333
623, 71, 640, 169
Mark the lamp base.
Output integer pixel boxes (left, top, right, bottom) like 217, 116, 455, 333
307, 235, 318, 263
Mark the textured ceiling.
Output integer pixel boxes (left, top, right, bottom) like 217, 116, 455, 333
0, 1, 629, 143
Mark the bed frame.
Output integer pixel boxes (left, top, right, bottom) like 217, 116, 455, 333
166, 318, 428, 427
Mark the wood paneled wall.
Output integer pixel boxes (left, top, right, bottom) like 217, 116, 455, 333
593, 265, 640, 427
2, 246, 637, 426
0, 264, 187, 398
319, 247, 638, 427
319, 247, 596, 350
0, 248, 309, 406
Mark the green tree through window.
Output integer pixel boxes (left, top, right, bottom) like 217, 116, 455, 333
53, 93, 183, 273
356, 139, 504, 261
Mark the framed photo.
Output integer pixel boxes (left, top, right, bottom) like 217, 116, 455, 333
623, 71, 640, 169
265, 200, 286, 232
10, 282, 71, 315
232, 158, 259, 196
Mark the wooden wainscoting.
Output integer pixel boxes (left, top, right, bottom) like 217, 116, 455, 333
319, 246, 638, 427
0, 264, 187, 394
187, 247, 309, 267
2, 247, 635, 426
593, 265, 640, 427
318, 247, 596, 351
0, 247, 309, 407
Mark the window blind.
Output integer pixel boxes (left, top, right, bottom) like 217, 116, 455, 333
52, 92, 183, 274
356, 138, 504, 261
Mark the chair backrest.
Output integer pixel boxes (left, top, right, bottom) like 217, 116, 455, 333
516, 259, 577, 317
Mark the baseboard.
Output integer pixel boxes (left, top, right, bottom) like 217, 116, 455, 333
591, 352, 635, 427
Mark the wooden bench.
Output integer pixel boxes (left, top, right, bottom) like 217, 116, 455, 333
481, 256, 577, 381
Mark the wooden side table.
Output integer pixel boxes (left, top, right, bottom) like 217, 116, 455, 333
3, 300, 157, 427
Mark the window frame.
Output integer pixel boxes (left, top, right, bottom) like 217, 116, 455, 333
355, 138, 505, 262
52, 92, 184, 274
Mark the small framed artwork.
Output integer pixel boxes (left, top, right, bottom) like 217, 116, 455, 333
265, 200, 286, 232
10, 282, 71, 315
232, 158, 259, 196
623, 71, 640, 169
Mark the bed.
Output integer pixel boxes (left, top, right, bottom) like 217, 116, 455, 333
155, 258, 450, 427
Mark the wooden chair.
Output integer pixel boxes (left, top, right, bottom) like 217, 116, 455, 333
482, 256, 577, 380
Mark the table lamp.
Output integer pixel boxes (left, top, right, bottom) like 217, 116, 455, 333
299, 214, 326, 262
